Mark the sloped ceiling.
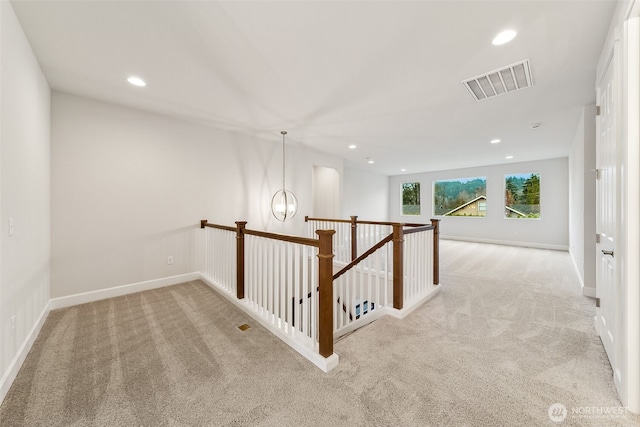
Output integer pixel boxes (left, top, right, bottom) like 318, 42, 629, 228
11, 0, 616, 175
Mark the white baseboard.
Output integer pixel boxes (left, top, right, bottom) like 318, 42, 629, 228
441, 235, 569, 251
334, 306, 388, 340
0, 301, 50, 405
50, 272, 201, 310
568, 250, 597, 297
568, 249, 585, 289
388, 284, 443, 319
1, 273, 202, 405
199, 274, 339, 373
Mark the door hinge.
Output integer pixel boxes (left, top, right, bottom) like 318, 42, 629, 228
596, 298, 600, 308
596, 105, 601, 116
596, 234, 601, 243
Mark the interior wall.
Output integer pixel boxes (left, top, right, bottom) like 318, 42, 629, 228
312, 166, 340, 218
51, 92, 343, 298
569, 111, 587, 286
388, 158, 569, 249
567, 104, 597, 294
342, 168, 389, 221
0, 1, 51, 391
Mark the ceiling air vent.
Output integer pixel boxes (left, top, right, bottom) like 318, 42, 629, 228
462, 59, 533, 101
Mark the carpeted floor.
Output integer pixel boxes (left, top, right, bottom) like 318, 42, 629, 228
1, 240, 638, 426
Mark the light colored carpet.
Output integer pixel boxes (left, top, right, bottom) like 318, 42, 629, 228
1, 240, 638, 426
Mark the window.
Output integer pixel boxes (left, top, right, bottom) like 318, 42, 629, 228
505, 173, 540, 219
433, 177, 487, 217
401, 182, 420, 215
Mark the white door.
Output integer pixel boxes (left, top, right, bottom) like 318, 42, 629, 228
595, 47, 620, 387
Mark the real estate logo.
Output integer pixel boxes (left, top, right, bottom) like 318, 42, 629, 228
548, 403, 568, 423
547, 403, 628, 423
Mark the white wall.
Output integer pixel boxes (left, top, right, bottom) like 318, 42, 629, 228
51, 92, 343, 298
569, 105, 596, 294
0, 1, 51, 396
312, 166, 340, 218
388, 158, 569, 249
342, 168, 389, 221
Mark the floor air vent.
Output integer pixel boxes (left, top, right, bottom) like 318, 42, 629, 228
462, 59, 533, 101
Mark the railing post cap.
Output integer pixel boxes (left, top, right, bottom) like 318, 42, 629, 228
316, 229, 336, 237
235, 221, 248, 226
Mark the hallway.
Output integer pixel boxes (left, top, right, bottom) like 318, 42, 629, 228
0, 241, 637, 426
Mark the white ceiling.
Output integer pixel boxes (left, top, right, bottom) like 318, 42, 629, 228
11, 0, 616, 175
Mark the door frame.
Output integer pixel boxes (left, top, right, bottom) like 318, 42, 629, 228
595, 12, 640, 413
618, 16, 640, 414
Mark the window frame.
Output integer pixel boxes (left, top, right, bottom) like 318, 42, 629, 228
504, 172, 541, 220
401, 182, 421, 216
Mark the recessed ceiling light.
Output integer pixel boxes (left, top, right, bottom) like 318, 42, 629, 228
492, 30, 517, 46
368, 160, 374, 164
505, 155, 514, 159
490, 139, 501, 144
349, 144, 357, 149
127, 76, 146, 87
401, 168, 407, 172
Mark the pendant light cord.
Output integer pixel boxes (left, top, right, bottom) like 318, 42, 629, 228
281, 131, 287, 192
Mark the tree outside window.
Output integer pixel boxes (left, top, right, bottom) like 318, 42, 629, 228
505, 173, 540, 219
433, 177, 487, 217
402, 182, 420, 215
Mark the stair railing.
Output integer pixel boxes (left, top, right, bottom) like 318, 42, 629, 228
201, 220, 335, 361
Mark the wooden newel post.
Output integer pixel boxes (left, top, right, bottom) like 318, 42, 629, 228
392, 223, 404, 310
200, 219, 207, 229
350, 215, 358, 261
235, 221, 247, 300
316, 229, 335, 358
430, 219, 440, 285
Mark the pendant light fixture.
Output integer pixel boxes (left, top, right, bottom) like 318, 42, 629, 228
271, 131, 298, 222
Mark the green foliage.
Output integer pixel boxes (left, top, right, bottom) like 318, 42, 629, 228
402, 183, 421, 215
433, 177, 486, 215
402, 182, 420, 205
402, 205, 421, 215
523, 174, 540, 204
505, 173, 541, 219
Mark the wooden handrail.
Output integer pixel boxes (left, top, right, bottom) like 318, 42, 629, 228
201, 220, 236, 232
403, 224, 435, 235
305, 215, 428, 228
201, 220, 320, 247
203, 216, 438, 362
201, 219, 334, 360
305, 215, 352, 224
333, 233, 393, 281
244, 228, 319, 247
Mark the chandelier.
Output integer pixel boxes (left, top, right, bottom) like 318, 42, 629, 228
271, 131, 298, 221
